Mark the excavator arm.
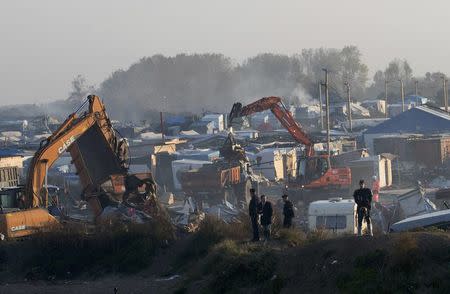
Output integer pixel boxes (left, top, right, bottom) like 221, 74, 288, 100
0, 95, 157, 239
229, 96, 352, 193
24, 95, 114, 208
229, 96, 314, 156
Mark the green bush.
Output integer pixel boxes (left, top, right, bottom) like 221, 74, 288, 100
205, 240, 277, 294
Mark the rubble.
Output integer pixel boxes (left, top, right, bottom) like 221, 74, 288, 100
205, 200, 240, 223
397, 188, 437, 219
429, 176, 450, 189
168, 197, 205, 232
98, 204, 151, 224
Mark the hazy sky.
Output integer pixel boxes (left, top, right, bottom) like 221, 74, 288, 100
1, 0, 449, 104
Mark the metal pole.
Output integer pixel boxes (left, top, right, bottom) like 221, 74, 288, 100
160, 96, 167, 143
400, 79, 405, 112
318, 81, 324, 130
344, 81, 352, 131
160, 112, 165, 143
414, 80, 418, 96
385, 80, 388, 118
43, 159, 49, 207
444, 79, 448, 112
442, 76, 448, 112
322, 69, 330, 157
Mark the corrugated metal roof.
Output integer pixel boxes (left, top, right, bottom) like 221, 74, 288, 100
364, 106, 450, 134
0, 148, 24, 158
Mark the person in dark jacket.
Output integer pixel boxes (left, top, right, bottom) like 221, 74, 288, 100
282, 194, 295, 228
248, 188, 260, 241
258, 195, 273, 240
353, 179, 373, 236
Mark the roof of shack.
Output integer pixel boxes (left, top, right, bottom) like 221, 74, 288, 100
364, 105, 450, 135
0, 148, 24, 158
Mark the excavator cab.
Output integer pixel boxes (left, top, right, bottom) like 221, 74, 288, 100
297, 156, 330, 185
0, 186, 61, 215
0, 187, 25, 212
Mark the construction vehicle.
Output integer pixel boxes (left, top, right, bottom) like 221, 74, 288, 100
229, 96, 351, 200
0, 95, 155, 239
179, 133, 253, 208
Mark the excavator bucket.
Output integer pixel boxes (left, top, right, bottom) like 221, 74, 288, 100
68, 124, 123, 188
228, 102, 243, 124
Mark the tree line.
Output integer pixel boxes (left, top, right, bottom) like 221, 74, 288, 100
66, 46, 448, 121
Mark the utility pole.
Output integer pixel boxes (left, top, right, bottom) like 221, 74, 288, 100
322, 69, 330, 157
442, 76, 448, 112
446, 79, 449, 112
160, 96, 167, 143
384, 80, 388, 118
160, 112, 165, 143
318, 81, 324, 130
414, 80, 418, 96
344, 81, 352, 132
399, 79, 405, 112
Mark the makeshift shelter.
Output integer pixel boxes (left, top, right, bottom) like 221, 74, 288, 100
364, 106, 450, 152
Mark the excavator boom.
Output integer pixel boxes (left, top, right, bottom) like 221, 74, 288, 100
25, 95, 124, 210
228, 96, 351, 192
229, 96, 314, 156
25, 114, 97, 207
1, 95, 156, 239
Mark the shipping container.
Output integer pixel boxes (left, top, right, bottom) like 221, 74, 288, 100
373, 135, 417, 160
410, 136, 450, 167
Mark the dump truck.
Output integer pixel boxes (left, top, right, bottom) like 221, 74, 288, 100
179, 133, 253, 208
0, 95, 156, 239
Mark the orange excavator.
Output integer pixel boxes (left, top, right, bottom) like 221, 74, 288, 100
229, 96, 351, 197
0, 95, 155, 239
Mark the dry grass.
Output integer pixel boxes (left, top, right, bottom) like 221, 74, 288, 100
276, 228, 307, 247
1, 216, 176, 280
176, 215, 250, 266
306, 228, 331, 243
336, 232, 448, 293
390, 232, 421, 274
199, 240, 279, 294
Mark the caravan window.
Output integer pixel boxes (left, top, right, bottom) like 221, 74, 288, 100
316, 215, 347, 229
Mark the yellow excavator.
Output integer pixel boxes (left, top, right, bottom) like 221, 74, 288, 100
0, 95, 155, 239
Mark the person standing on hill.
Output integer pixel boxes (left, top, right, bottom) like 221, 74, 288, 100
248, 188, 260, 241
258, 195, 273, 241
353, 179, 373, 236
282, 194, 295, 228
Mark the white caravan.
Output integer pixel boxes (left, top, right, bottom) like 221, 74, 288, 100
308, 198, 366, 235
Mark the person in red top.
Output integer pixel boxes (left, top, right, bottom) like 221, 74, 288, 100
372, 175, 380, 203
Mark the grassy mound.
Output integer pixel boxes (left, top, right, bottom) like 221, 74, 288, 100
174, 229, 450, 294
1, 213, 449, 294
176, 215, 250, 267
0, 216, 175, 280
